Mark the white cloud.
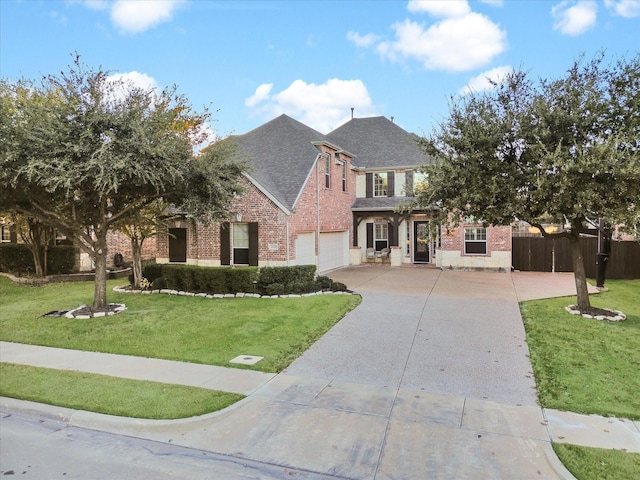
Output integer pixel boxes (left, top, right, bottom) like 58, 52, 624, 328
377, 14, 506, 72
245, 78, 376, 133
106, 71, 159, 92
407, 0, 471, 17
605, 0, 640, 17
347, 31, 382, 48
110, 0, 185, 34
458, 65, 514, 95
551, 1, 598, 36
480, 0, 504, 5
245, 83, 273, 108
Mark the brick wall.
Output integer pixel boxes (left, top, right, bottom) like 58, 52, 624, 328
156, 144, 359, 267
105, 230, 156, 267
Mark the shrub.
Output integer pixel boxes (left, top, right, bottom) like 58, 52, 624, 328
264, 283, 285, 296
287, 280, 321, 294
0, 244, 34, 274
178, 266, 198, 292
227, 267, 259, 293
47, 246, 77, 274
0, 244, 77, 275
316, 275, 333, 290
206, 269, 228, 294
142, 263, 164, 284
331, 281, 348, 292
256, 265, 317, 293
152, 277, 166, 289
162, 265, 182, 290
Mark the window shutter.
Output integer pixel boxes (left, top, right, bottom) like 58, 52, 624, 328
366, 223, 374, 248
366, 173, 373, 198
405, 170, 414, 196
388, 222, 397, 247
248, 222, 259, 266
387, 171, 395, 197
220, 222, 230, 266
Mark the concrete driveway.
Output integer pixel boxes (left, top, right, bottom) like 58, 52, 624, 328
35, 266, 582, 479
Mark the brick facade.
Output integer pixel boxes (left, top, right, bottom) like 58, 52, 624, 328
157, 146, 356, 268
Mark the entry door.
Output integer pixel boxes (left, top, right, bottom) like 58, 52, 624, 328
414, 221, 430, 263
168, 228, 187, 262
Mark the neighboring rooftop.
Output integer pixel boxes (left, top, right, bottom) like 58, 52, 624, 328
326, 116, 431, 169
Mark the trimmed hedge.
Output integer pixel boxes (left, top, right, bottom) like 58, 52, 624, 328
256, 265, 316, 293
150, 264, 258, 294
0, 244, 77, 275
135, 264, 349, 295
47, 245, 77, 274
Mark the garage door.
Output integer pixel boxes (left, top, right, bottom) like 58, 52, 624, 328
295, 232, 316, 267
319, 231, 349, 272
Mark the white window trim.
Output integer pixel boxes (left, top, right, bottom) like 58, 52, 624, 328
374, 172, 388, 197
464, 227, 488, 255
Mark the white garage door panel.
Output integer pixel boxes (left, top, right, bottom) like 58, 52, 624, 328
319, 231, 348, 272
295, 232, 316, 266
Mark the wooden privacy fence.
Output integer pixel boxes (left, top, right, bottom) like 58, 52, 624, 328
512, 237, 640, 279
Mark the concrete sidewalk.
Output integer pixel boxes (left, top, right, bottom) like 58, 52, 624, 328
1, 268, 638, 479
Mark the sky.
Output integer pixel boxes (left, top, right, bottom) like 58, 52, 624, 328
1, 0, 638, 140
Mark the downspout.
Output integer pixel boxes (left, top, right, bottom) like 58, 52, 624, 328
286, 215, 290, 266
316, 153, 322, 272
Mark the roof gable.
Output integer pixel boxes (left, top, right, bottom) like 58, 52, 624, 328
231, 114, 327, 210
326, 116, 430, 169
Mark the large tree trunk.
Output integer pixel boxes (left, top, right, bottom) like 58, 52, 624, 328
569, 232, 591, 311
131, 236, 143, 288
92, 234, 109, 311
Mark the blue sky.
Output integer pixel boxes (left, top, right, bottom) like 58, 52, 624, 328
1, 0, 638, 140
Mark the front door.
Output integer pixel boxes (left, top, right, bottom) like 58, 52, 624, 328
414, 221, 430, 263
168, 228, 187, 262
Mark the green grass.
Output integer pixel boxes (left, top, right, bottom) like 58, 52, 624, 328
553, 443, 640, 480
0, 363, 243, 419
0, 277, 360, 373
521, 279, 640, 420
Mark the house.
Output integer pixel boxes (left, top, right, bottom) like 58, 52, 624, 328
156, 114, 512, 272
156, 114, 356, 271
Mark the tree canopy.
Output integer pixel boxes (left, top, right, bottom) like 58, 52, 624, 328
415, 53, 639, 310
0, 56, 244, 310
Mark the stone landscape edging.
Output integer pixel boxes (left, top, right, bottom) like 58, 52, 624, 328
564, 305, 626, 322
113, 286, 356, 299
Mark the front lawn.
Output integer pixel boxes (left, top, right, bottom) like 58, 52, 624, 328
0, 277, 360, 373
553, 443, 640, 480
521, 279, 640, 420
0, 363, 243, 419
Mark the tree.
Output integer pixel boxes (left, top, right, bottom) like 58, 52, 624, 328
13, 214, 56, 277
0, 56, 244, 311
415, 53, 640, 312
113, 200, 166, 289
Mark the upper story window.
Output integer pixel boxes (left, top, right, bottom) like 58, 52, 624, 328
374, 172, 388, 197
324, 155, 331, 189
341, 161, 347, 192
464, 227, 487, 255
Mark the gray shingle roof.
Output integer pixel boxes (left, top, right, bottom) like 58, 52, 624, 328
326, 116, 431, 169
352, 197, 413, 211
230, 114, 326, 211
